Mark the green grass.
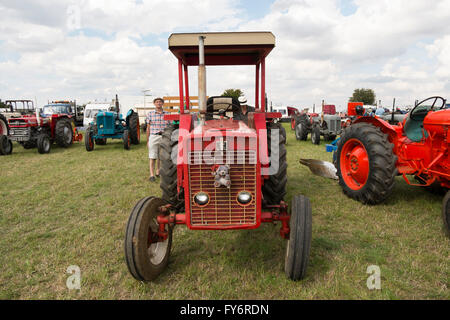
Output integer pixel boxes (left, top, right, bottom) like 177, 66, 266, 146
0, 124, 448, 299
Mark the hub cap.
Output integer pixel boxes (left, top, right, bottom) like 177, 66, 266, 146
340, 138, 369, 190
147, 218, 169, 265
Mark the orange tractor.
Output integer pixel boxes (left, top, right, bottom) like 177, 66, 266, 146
336, 97, 450, 235
124, 32, 312, 282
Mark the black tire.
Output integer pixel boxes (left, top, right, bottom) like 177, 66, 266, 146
123, 129, 131, 150
0, 135, 12, 155
295, 116, 309, 141
285, 194, 312, 281
0, 114, 9, 136
124, 196, 172, 282
311, 126, 320, 145
85, 126, 94, 152
37, 134, 51, 154
55, 118, 73, 148
95, 138, 107, 145
336, 122, 397, 205
129, 112, 140, 145
262, 122, 287, 206
160, 124, 184, 212
443, 190, 450, 237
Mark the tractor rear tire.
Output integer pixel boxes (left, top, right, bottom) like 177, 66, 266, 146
160, 124, 184, 212
0, 114, 9, 136
123, 130, 131, 150
285, 194, 312, 281
336, 123, 397, 205
0, 135, 12, 155
124, 196, 172, 282
311, 126, 320, 145
37, 134, 51, 154
262, 122, 287, 206
129, 112, 140, 145
85, 126, 94, 152
443, 190, 450, 237
55, 119, 73, 148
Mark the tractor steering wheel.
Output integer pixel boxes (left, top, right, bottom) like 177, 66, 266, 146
206, 102, 240, 119
410, 96, 446, 121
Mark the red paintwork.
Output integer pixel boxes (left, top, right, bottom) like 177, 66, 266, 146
340, 138, 369, 190
347, 102, 364, 116
348, 107, 450, 189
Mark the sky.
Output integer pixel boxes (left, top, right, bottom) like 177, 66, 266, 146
1, 0, 450, 113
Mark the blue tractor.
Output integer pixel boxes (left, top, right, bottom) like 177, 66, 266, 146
85, 95, 140, 151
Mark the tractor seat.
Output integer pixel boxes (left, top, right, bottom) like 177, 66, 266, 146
403, 114, 429, 142
206, 96, 241, 120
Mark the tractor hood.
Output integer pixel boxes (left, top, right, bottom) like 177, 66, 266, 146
8, 114, 50, 127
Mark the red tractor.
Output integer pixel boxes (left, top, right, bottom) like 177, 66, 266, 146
124, 32, 312, 281
336, 96, 450, 235
4, 103, 83, 154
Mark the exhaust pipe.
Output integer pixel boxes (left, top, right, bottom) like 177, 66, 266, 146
198, 36, 207, 116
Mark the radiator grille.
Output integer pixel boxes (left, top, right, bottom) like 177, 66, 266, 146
188, 150, 257, 227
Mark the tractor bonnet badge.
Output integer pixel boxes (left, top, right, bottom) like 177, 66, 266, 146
212, 165, 231, 188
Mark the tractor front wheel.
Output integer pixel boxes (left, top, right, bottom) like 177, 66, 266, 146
337, 123, 397, 204
285, 194, 312, 281
85, 127, 94, 152
443, 190, 450, 237
311, 126, 320, 145
37, 134, 51, 154
123, 130, 131, 150
0, 135, 12, 155
124, 196, 172, 282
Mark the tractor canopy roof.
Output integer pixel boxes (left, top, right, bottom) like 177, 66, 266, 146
168, 32, 275, 66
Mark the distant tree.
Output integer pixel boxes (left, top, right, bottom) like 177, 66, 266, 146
0, 100, 6, 109
221, 89, 243, 100
349, 88, 376, 105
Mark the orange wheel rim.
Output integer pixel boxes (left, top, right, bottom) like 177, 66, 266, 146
340, 138, 369, 190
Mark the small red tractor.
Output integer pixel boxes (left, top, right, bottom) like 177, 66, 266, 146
4, 102, 83, 154
124, 32, 312, 281
335, 96, 450, 235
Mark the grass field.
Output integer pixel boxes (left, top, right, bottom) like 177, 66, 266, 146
0, 124, 448, 299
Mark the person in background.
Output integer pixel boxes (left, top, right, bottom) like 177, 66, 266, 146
146, 97, 170, 182
375, 105, 385, 116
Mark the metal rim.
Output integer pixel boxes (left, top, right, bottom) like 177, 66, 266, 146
340, 138, 369, 190
43, 137, 50, 152
147, 217, 169, 265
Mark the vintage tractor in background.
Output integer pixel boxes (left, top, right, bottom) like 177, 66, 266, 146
84, 95, 140, 151
124, 32, 312, 282
3, 102, 83, 154
0, 100, 36, 155
293, 102, 342, 144
336, 96, 450, 235
46, 100, 85, 127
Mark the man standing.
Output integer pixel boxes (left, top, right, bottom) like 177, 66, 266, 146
146, 97, 170, 182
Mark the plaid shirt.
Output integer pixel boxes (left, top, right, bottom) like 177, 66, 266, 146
146, 110, 170, 135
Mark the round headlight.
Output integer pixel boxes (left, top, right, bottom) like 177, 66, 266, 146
194, 192, 209, 206
237, 191, 252, 205
115, 120, 120, 125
